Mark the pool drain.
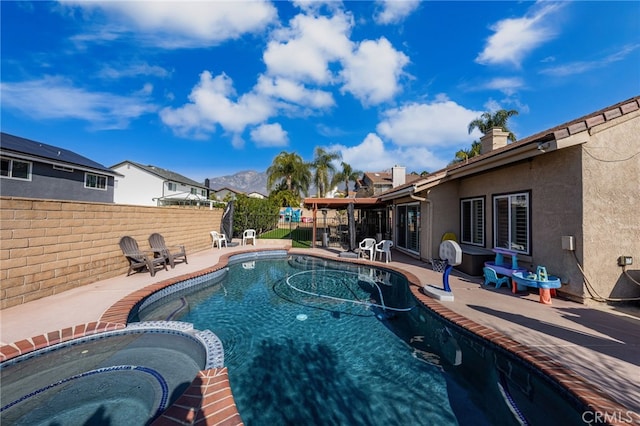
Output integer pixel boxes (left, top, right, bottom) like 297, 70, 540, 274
296, 314, 308, 321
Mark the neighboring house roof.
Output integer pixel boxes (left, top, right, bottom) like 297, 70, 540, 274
111, 160, 207, 189
213, 187, 243, 194
379, 95, 640, 201
361, 171, 421, 186
1, 132, 117, 176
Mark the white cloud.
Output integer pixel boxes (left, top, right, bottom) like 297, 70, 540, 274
250, 123, 289, 147
231, 134, 245, 149
291, 0, 342, 14
65, 1, 277, 48
136, 83, 154, 96
340, 37, 409, 106
483, 97, 529, 117
539, 43, 640, 77
482, 77, 525, 96
263, 12, 354, 84
328, 133, 447, 174
328, 133, 391, 171
0, 76, 156, 129
159, 7, 413, 144
98, 62, 171, 79
377, 98, 482, 147
255, 76, 335, 109
374, 0, 420, 25
264, 11, 410, 107
476, 2, 564, 68
160, 71, 275, 137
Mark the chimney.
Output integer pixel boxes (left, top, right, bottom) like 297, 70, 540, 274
480, 127, 509, 154
391, 165, 405, 187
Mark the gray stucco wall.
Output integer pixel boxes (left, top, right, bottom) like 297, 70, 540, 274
0, 161, 114, 203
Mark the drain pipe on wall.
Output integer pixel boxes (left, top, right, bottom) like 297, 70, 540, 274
410, 192, 432, 262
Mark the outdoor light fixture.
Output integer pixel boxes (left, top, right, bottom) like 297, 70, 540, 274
617, 256, 633, 267
537, 142, 551, 152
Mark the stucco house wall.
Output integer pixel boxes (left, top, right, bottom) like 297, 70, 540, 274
580, 111, 640, 300
447, 149, 585, 299
420, 181, 460, 261
1, 161, 116, 203
405, 98, 639, 303
112, 161, 209, 206
113, 163, 161, 205
1, 132, 117, 203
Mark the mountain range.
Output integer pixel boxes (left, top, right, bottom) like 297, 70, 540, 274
206, 170, 269, 195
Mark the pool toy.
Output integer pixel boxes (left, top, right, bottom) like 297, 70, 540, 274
484, 248, 528, 277
511, 266, 561, 304
423, 240, 462, 302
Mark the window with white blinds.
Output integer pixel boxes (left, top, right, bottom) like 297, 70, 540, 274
493, 192, 530, 254
461, 197, 484, 246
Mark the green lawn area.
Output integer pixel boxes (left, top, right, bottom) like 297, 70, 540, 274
259, 226, 313, 248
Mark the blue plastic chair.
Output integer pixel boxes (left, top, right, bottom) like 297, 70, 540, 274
483, 267, 510, 289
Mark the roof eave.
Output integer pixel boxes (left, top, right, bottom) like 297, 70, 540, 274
1, 149, 120, 177
445, 130, 590, 181
303, 197, 381, 209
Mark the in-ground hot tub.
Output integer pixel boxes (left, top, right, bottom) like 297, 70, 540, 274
0, 322, 223, 425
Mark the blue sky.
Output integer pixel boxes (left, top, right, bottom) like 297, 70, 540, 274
2, 1, 639, 183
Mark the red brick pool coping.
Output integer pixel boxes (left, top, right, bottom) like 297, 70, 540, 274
2, 248, 637, 425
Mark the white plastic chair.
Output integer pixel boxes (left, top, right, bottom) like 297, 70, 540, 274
358, 238, 376, 260
210, 231, 227, 249
242, 229, 256, 246
375, 240, 393, 263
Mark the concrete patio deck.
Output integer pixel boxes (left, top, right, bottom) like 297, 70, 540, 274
1, 241, 639, 422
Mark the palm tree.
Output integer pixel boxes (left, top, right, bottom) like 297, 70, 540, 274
468, 109, 519, 142
450, 141, 482, 165
268, 189, 300, 209
311, 147, 341, 197
266, 151, 311, 197
331, 161, 361, 197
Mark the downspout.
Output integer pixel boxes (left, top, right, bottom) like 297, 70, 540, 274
158, 180, 169, 206
410, 192, 433, 261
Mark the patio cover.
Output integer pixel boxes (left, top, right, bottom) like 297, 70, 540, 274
303, 197, 381, 248
154, 191, 212, 207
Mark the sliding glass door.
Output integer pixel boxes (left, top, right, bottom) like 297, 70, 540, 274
396, 203, 420, 253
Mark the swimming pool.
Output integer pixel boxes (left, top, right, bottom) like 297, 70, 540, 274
0, 322, 221, 425
132, 253, 590, 425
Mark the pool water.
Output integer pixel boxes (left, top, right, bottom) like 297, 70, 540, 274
137, 256, 496, 425
0, 329, 206, 425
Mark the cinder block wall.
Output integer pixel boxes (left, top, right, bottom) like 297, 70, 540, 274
0, 197, 223, 308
